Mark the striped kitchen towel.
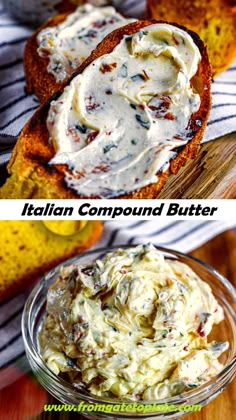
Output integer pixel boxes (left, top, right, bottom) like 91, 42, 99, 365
0, 219, 235, 380
0, 0, 236, 165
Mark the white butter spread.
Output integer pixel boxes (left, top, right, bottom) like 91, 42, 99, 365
37, 4, 133, 81
47, 23, 201, 198
40, 244, 228, 400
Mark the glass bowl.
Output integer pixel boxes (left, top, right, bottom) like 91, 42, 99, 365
22, 246, 236, 419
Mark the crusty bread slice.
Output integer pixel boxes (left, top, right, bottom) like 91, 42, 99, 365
146, 0, 236, 76
24, 5, 132, 103
24, 12, 79, 103
0, 20, 211, 199
0, 220, 102, 302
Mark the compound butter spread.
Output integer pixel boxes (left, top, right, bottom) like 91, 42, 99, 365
40, 244, 228, 400
47, 23, 202, 198
37, 4, 133, 81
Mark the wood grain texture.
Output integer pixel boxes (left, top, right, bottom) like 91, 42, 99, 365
159, 133, 236, 199
33, 230, 236, 420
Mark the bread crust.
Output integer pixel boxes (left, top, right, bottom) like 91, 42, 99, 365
0, 20, 211, 199
55, 0, 82, 14
146, 0, 236, 76
24, 13, 71, 103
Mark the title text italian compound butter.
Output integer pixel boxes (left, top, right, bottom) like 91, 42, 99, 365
40, 244, 228, 400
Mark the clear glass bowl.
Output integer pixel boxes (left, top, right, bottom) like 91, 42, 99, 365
22, 246, 236, 419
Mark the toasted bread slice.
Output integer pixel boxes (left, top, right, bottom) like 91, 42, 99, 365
24, 13, 68, 103
0, 20, 211, 199
24, 5, 133, 103
147, 0, 236, 76
0, 220, 102, 302
55, 0, 84, 14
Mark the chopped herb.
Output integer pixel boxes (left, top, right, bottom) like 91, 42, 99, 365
139, 29, 148, 38
159, 38, 169, 45
131, 139, 137, 145
111, 326, 119, 332
124, 35, 132, 42
119, 63, 128, 78
131, 73, 145, 82
51, 62, 62, 72
180, 332, 184, 337
81, 266, 95, 276
202, 312, 211, 318
187, 384, 198, 389
186, 131, 194, 138
81, 322, 89, 330
103, 143, 118, 154
67, 359, 76, 368
75, 124, 87, 134
87, 29, 97, 38
78, 29, 97, 40
135, 114, 150, 130
130, 103, 137, 110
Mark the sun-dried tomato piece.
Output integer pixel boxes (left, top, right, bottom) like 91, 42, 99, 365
92, 165, 109, 174
100, 62, 117, 73
164, 112, 175, 120
87, 131, 98, 144
85, 96, 101, 111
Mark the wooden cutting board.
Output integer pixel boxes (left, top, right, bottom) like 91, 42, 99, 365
159, 132, 236, 199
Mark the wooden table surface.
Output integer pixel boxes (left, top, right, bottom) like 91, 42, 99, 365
0, 230, 235, 420
159, 132, 236, 199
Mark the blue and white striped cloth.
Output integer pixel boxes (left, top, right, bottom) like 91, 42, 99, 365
0, 219, 235, 380
0, 0, 236, 165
